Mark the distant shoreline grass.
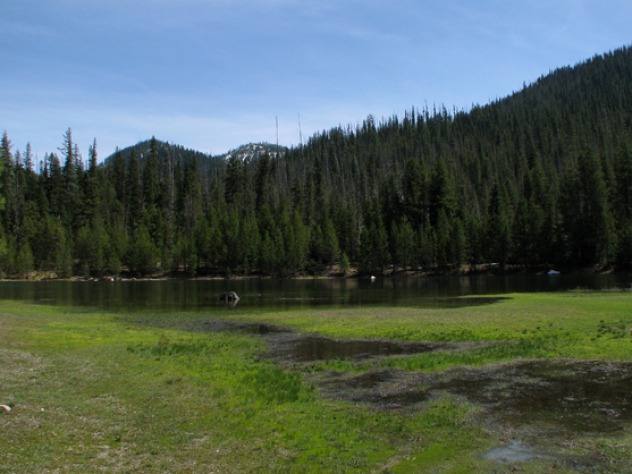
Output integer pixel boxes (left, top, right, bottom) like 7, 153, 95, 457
1, 292, 631, 472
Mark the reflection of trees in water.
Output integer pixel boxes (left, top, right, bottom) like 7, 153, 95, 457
0, 274, 629, 311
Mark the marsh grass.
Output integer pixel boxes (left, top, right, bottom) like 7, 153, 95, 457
1, 292, 631, 472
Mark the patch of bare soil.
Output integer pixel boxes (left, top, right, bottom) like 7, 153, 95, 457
316, 368, 429, 409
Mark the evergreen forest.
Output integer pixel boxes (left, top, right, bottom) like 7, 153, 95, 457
1, 46, 632, 278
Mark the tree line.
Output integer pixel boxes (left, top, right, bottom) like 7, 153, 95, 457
1, 46, 631, 278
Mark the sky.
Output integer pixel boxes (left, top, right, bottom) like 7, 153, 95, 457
1, 0, 631, 162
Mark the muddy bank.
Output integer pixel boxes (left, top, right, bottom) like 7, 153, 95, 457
184, 319, 491, 362
265, 334, 490, 363
316, 360, 632, 432
433, 359, 632, 433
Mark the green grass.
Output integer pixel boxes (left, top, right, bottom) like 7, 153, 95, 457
0, 301, 485, 472
235, 292, 632, 363
1, 292, 631, 472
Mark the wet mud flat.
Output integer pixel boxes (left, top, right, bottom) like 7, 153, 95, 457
316, 359, 632, 428
314, 357, 632, 470
264, 333, 491, 363
186, 319, 632, 470
432, 360, 632, 432
187, 320, 632, 433
183, 315, 476, 353
184, 319, 491, 362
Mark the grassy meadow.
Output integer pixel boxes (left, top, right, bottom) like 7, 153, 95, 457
1, 292, 632, 473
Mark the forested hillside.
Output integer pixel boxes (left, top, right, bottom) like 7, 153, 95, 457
1, 46, 631, 278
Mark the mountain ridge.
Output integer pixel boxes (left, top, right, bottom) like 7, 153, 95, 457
105, 139, 285, 164
1, 45, 631, 277
104, 46, 632, 165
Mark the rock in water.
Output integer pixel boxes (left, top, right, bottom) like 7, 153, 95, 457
219, 291, 239, 302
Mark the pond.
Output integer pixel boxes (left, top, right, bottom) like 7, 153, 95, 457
0, 272, 629, 312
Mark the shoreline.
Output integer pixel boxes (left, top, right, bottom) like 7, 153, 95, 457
0, 263, 623, 283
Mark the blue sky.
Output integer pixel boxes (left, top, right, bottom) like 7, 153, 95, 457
2, 0, 631, 161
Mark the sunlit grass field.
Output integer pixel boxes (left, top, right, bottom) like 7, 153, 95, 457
1, 292, 631, 472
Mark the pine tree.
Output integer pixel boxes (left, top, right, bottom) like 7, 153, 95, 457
110, 148, 126, 202
254, 152, 272, 211
127, 225, 158, 275
615, 141, 632, 221
402, 158, 427, 226
485, 185, 512, 268
615, 142, 632, 267
560, 148, 617, 265
106, 223, 127, 275
222, 209, 242, 273
240, 212, 260, 274
0, 133, 15, 234
80, 139, 101, 227
429, 158, 457, 226
225, 154, 245, 206
143, 137, 160, 209
391, 216, 415, 270
126, 150, 143, 233
60, 128, 81, 231
171, 158, 204, 273
15, 241, 34, 277
310, 209, 340, 266
0, 133, 5, 214
359, 205, 390, 275
260, 230, 280, 275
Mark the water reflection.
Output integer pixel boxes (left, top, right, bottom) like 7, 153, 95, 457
0, 273, 629, 312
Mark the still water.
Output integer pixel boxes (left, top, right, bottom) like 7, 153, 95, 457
0, 273, 630, 313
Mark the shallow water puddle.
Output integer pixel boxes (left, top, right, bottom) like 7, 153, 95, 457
270, 335, 445, 362
186, 319, 458, 361
482, 440, 542, 463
